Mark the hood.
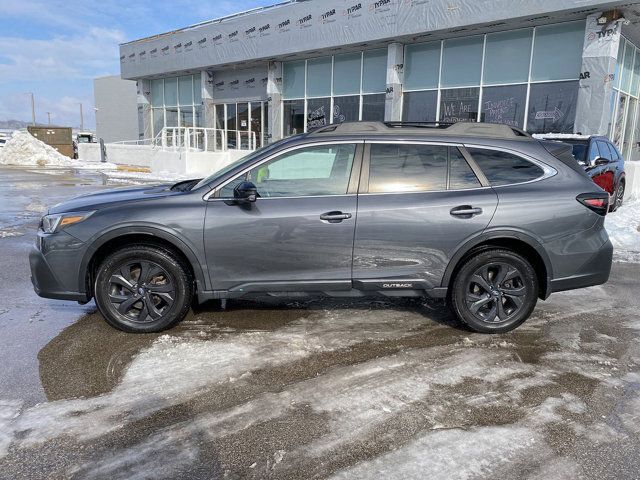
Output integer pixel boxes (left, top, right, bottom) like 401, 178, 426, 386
48, 183, 178, 214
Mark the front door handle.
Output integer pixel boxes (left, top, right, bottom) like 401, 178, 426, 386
320, 211, 352, 223
450, 206, 483, 218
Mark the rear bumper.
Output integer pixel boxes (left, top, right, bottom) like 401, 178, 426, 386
549, 238, 613, 294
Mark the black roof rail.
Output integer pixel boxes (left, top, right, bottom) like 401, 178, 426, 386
384, 121, 454, 129
308, 121, 532, 139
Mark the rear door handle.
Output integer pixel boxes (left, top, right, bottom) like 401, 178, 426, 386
320, 211, 352, 223
450, 206, 483, 217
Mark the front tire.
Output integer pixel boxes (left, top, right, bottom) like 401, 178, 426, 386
94, 245, 193, 333
450, 249, 538, 334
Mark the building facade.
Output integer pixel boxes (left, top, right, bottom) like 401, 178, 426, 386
94, 75, 139, 143
119, 0, 640, 161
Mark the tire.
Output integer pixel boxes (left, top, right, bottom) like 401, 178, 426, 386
94, 245, 193, 333
611, 181, 625, 212
449, 249, 538, 334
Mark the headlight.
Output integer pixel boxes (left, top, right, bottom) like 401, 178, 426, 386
40, 211, 95, 234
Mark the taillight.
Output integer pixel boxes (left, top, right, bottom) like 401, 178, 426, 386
577, 193, 609, 216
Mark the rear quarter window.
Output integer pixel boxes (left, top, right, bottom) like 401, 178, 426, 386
467, 148, 545, 186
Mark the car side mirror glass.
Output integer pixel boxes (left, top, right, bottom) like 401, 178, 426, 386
233, 181, 258, 203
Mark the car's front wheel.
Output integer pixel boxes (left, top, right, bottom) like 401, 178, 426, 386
450, 249, 538, 333
94, 245, 193, 333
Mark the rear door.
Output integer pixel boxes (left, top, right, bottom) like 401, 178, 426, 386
352, 141, 498, 291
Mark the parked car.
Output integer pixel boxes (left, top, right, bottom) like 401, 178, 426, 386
30, 122, 613, 334
535, 134, 626, 212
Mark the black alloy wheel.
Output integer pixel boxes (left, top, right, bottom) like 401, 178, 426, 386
95, 245, 193, 333
612, 181, 625, 212
108, 260, 176, 323
450, 249, 538, 333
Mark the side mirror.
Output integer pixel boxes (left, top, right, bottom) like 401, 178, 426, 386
593, 156, 609, 166
233, 181, 258, 203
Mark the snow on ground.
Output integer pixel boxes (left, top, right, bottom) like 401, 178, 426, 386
0, 131, 116, 170
606, 200, 640, 263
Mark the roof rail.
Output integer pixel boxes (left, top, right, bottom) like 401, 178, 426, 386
308, 121, 531, 139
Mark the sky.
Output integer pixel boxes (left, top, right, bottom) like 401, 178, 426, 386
0, 0, 274, 129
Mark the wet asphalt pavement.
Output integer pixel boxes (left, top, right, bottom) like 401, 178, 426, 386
0, 166, 639, 480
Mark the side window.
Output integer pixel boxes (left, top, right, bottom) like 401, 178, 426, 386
368, 144, 448, 193
467, 148, 545, 186
221, 144, 357, 198
607, 142, 621, 160
596, 141, 612, 161
588, 142, 600, 163
449, 147, 482, 190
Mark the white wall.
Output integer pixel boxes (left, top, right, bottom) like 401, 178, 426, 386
625, 161, 640, 201
78, 143, 153, 168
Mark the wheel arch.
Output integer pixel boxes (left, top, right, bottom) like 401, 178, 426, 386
80, 227, 209, 299
442, 232, 553, 300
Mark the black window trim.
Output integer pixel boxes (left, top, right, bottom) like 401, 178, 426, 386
360, 140, 489, 195
462, 144, 557, 187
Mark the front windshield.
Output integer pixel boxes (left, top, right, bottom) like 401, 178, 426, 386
192, 142, 283, 190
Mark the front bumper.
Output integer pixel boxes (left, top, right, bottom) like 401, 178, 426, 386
29, 231, 90, 302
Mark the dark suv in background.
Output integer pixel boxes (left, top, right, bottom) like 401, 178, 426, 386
30, 122, 613, 334
536, 134, 626, 211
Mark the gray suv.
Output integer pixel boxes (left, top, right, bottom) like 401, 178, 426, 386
30, 122, 613, 334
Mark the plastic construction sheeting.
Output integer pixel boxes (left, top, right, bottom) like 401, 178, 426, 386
120, 0, 610, 79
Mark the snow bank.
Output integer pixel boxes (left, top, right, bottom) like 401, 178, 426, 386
0, 131, 115, 170
606, 201, 640, 263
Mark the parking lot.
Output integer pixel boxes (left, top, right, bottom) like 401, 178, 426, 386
0, 166, 639, 479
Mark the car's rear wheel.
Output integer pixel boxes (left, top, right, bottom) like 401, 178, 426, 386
611, 180, 625, 212
94, 245, 193, 333
450, 249, 538, 333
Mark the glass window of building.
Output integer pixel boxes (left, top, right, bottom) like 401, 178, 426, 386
283, 61, 305, 99
164, 77, 178, 106
362, 94, 386, 121
404, 42, 441, 91
333, 96, 360, 123
307, 98, 331, 130
178, 76, 193, 106
306, 57, 332, 98
151, 79, 164, 106
333, 53, 362, 96
362, 49, 387, 94
620, 40, 636, 93
194, 74, 202, 105
402, 91, 438, 122
480, 84, 527, 128
284, 99, 305, 136
483, 29, 532, 85
527, 81, 579, 134
531, 21, 584, 81
440, 88, 480, 123
441, 36, 483, 87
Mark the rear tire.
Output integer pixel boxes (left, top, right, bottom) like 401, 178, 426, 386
94, 245, 193, 333
450, 249, 538, 334
611, 181, 625, 212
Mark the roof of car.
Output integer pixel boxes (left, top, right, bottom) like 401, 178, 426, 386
306, 121, 533, 140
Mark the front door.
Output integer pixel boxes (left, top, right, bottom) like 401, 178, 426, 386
204, 142, 363, 293
353, 142, 498, 291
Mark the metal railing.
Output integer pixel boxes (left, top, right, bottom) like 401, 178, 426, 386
160, 127, 258, 152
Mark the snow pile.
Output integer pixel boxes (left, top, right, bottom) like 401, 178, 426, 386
606, 200, 640, 263
0, 131, 73, 167
0, 131, 115, 170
